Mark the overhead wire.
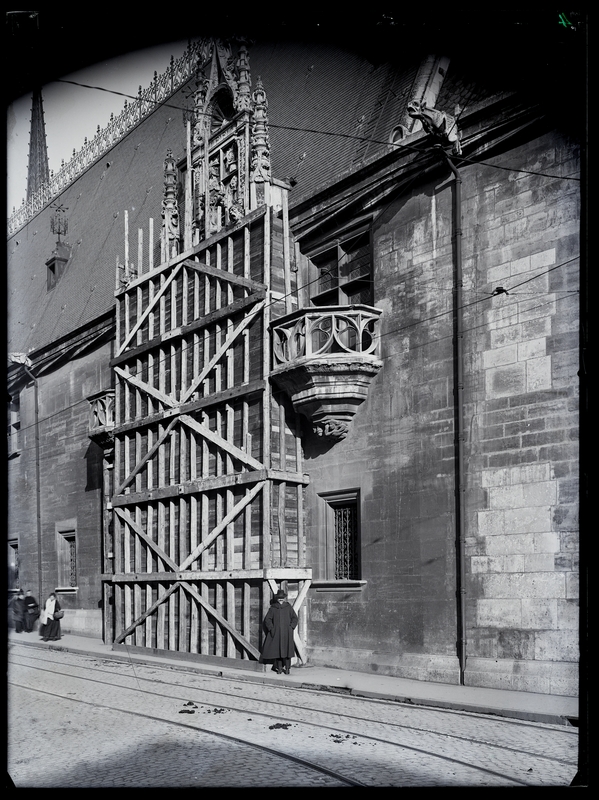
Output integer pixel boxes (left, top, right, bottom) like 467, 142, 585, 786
53, 78, 580, 183
10, 287, 578, 462
10, 254, 579, 446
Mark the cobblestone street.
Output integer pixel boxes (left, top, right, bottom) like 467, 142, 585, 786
8, 644, 578, 787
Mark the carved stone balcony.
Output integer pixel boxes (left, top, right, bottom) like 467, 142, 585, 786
271, 305, 383, 440
87, 390, 115, 454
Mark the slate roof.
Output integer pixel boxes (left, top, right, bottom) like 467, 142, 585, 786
6, 40, 489, 357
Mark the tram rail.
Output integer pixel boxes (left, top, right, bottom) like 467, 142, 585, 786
8, 645, 577, 787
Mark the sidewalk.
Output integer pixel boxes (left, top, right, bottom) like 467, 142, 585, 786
8, 629, 578, 727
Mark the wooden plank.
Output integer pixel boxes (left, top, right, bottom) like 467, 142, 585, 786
178, 481, 266, 571
105, 568, 312, 582
200, 580, 209, 655
114, 365, 176, 410
135, 506, 143, 646
114, 416, 178, 496
215, 581, 223, 657
243, 581, 250, 654
112, 379, 265, 435
111, 468, 309, 508
183, 258, 266, 293
180, 414, 264, 471
179, 298, 266, 404
278, 481, 287, 567
262, 211, 272, 575
115, 581, 179, 644
180, 581, 260, 660
114, 507, 178, 572
117, 261, 184, 355
146, 505, 154, 644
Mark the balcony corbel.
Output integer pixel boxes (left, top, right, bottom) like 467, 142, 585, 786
270, 305, 383, 441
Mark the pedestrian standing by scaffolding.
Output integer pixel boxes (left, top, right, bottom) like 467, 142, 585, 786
261, 589, 298, 674
23, 590, 39, 633
10, 591, 27, 633
39, 592, 62, 642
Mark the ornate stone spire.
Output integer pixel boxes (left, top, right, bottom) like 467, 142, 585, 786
250, 77, 271, 183
235, 42, 252, 111
27, 87, 50, 201
161, 149, 180, 261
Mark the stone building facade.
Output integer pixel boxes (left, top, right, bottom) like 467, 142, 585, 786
7, 36, 580, 695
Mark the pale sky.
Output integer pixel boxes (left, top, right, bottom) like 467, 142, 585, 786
6, 40, 189, 215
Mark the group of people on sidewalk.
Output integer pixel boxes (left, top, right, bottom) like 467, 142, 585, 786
10, 585, 293, 662
9, 591, 63, 642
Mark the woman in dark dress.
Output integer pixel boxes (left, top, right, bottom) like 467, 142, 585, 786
261, 589, 298, 674
39, 592, 62, 642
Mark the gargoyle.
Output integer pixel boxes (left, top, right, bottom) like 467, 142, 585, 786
407, 99, 461, 155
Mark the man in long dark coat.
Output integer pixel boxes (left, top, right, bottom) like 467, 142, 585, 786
23, 590, 39, 632
261, 589, 298, 674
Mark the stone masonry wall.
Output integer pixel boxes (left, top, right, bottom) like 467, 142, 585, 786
301, 127, 579, 694
462, 130, 580, 694
8, 342, 113, 638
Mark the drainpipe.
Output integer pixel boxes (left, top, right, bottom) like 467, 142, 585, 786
439, 149, 467, 685
23, 364, 43, 606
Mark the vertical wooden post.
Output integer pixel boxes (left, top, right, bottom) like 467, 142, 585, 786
282, 187, 292, 314
124, 210, 129, 279
149, 218, 154, 272
138, 228, 143, 276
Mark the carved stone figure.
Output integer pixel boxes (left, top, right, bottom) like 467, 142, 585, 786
407, 99, 461, 155
313, 419, 350, 440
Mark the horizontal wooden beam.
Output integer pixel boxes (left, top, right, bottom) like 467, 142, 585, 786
112, 379, 265, 436
111, 469, 310, 506
110, 292, 266, 368
115, 205, 268, 293
104, 568, 313, 583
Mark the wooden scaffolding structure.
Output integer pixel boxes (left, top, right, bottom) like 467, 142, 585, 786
101, 39, 311, 664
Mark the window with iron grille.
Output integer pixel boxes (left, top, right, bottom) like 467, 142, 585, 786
309, 227, 373, 307
319, 490, 361, 581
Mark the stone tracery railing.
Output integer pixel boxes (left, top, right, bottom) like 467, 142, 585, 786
8, 41, 205, 237
272, 305, 382, 364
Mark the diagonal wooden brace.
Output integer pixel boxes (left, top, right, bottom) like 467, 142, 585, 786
179, 581, 261, 660
114, 507, 178, 571
115, 581, 179, 644
180, 298, 266, 404
117, 261, 184, 356
178, 481, 266, 571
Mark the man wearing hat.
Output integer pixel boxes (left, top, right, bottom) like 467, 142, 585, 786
261, 588, 298, 674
